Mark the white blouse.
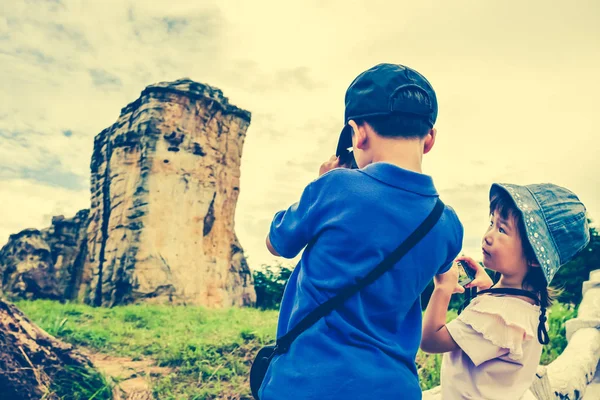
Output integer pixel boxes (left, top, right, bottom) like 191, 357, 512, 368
441, 295, 543, 399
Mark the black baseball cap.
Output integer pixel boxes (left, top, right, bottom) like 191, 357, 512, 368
335, 63, 438, 165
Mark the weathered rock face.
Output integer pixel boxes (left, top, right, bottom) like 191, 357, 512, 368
41, 209, 90, 300
0, 79, 255, 308
82, 79, 255, 307
0, 229, 61, 301
0, 210, 89, 301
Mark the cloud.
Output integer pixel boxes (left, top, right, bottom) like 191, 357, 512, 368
13, 48, 55, 64
223, 61, 322, 94
0, 179, 89, 246
89, 69, 122, 88
0, 164, 87, 191
162, 17, 188, 34
1, 0, 599, 271
0, 128, 91, 179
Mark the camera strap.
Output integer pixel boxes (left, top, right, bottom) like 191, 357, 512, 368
275, 198, 445, 354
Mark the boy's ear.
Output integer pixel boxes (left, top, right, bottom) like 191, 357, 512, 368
423, 128, 437, 154
348, 120, 367, 150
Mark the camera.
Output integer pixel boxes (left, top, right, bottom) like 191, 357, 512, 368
457, 260, 476, 287
338, 147, 358, 169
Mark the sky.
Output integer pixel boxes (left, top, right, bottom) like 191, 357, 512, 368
1, 0, 599, 271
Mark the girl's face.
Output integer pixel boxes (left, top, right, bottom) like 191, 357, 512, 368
482, 210, 529, 278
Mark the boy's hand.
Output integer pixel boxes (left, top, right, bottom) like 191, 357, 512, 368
455, 256, 493, 290
319, 155, 343, 176
434, 263, 464, 295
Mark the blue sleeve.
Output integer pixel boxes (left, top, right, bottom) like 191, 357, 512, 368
269, 182, 316, 259
437, 206, 464, 274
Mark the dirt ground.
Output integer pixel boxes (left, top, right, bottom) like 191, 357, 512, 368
81, 350, 171, 400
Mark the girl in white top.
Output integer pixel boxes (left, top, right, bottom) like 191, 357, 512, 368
421, 183, 590, 399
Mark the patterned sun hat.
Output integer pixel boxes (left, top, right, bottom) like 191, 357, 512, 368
490, 183, 590, 284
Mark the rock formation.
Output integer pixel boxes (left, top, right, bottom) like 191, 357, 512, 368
82, 79, 255, 307
0, 229, 61, 301
42, 210, 90, 300
0, 210, 88, 301
0, 79, 256, 308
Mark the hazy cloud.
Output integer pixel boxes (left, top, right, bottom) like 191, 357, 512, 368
89, 68, 122, 88
1, 0, 599, 270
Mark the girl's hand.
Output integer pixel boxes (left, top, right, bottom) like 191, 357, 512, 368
434, 263, 465, 295
456, 256, 493, 290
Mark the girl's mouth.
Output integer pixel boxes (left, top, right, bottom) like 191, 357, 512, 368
482, 248, 491, 258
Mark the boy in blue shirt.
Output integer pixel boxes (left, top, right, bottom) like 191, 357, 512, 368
260, 63, 464, 399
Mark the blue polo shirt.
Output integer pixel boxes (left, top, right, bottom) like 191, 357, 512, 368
260, 162, 463, 400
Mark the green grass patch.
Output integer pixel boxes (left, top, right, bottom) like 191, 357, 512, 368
17, 300, 574, 398
540, 301, 577, 365
50, 364, 113, 400
18, 300, 277, 399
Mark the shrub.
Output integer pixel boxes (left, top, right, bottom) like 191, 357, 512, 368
253, 263, 293, 310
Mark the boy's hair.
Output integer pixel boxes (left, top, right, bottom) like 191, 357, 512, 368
489, 191, 556, 308
355, 87, 434, 139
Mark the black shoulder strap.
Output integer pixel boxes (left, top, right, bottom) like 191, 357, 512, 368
477, 288, 540, 304
460, 287, 549, 345
276, 198, 445, 353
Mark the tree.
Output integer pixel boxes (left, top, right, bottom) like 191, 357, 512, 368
253, 263, 293, 310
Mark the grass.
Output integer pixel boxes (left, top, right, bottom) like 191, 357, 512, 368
16, 300, 575, 399
17, 300, 277, 399
540, 301, 578, 365
50, 364, 113, 400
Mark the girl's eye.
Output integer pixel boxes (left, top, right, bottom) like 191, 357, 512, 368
499, 227, 506, 234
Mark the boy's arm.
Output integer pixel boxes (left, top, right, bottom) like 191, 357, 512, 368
420, 264, 463, 353
266, 156, 343, 258
267, 182, 316, 259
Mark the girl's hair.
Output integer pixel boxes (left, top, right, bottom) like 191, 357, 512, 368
489, 191, 556, 309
